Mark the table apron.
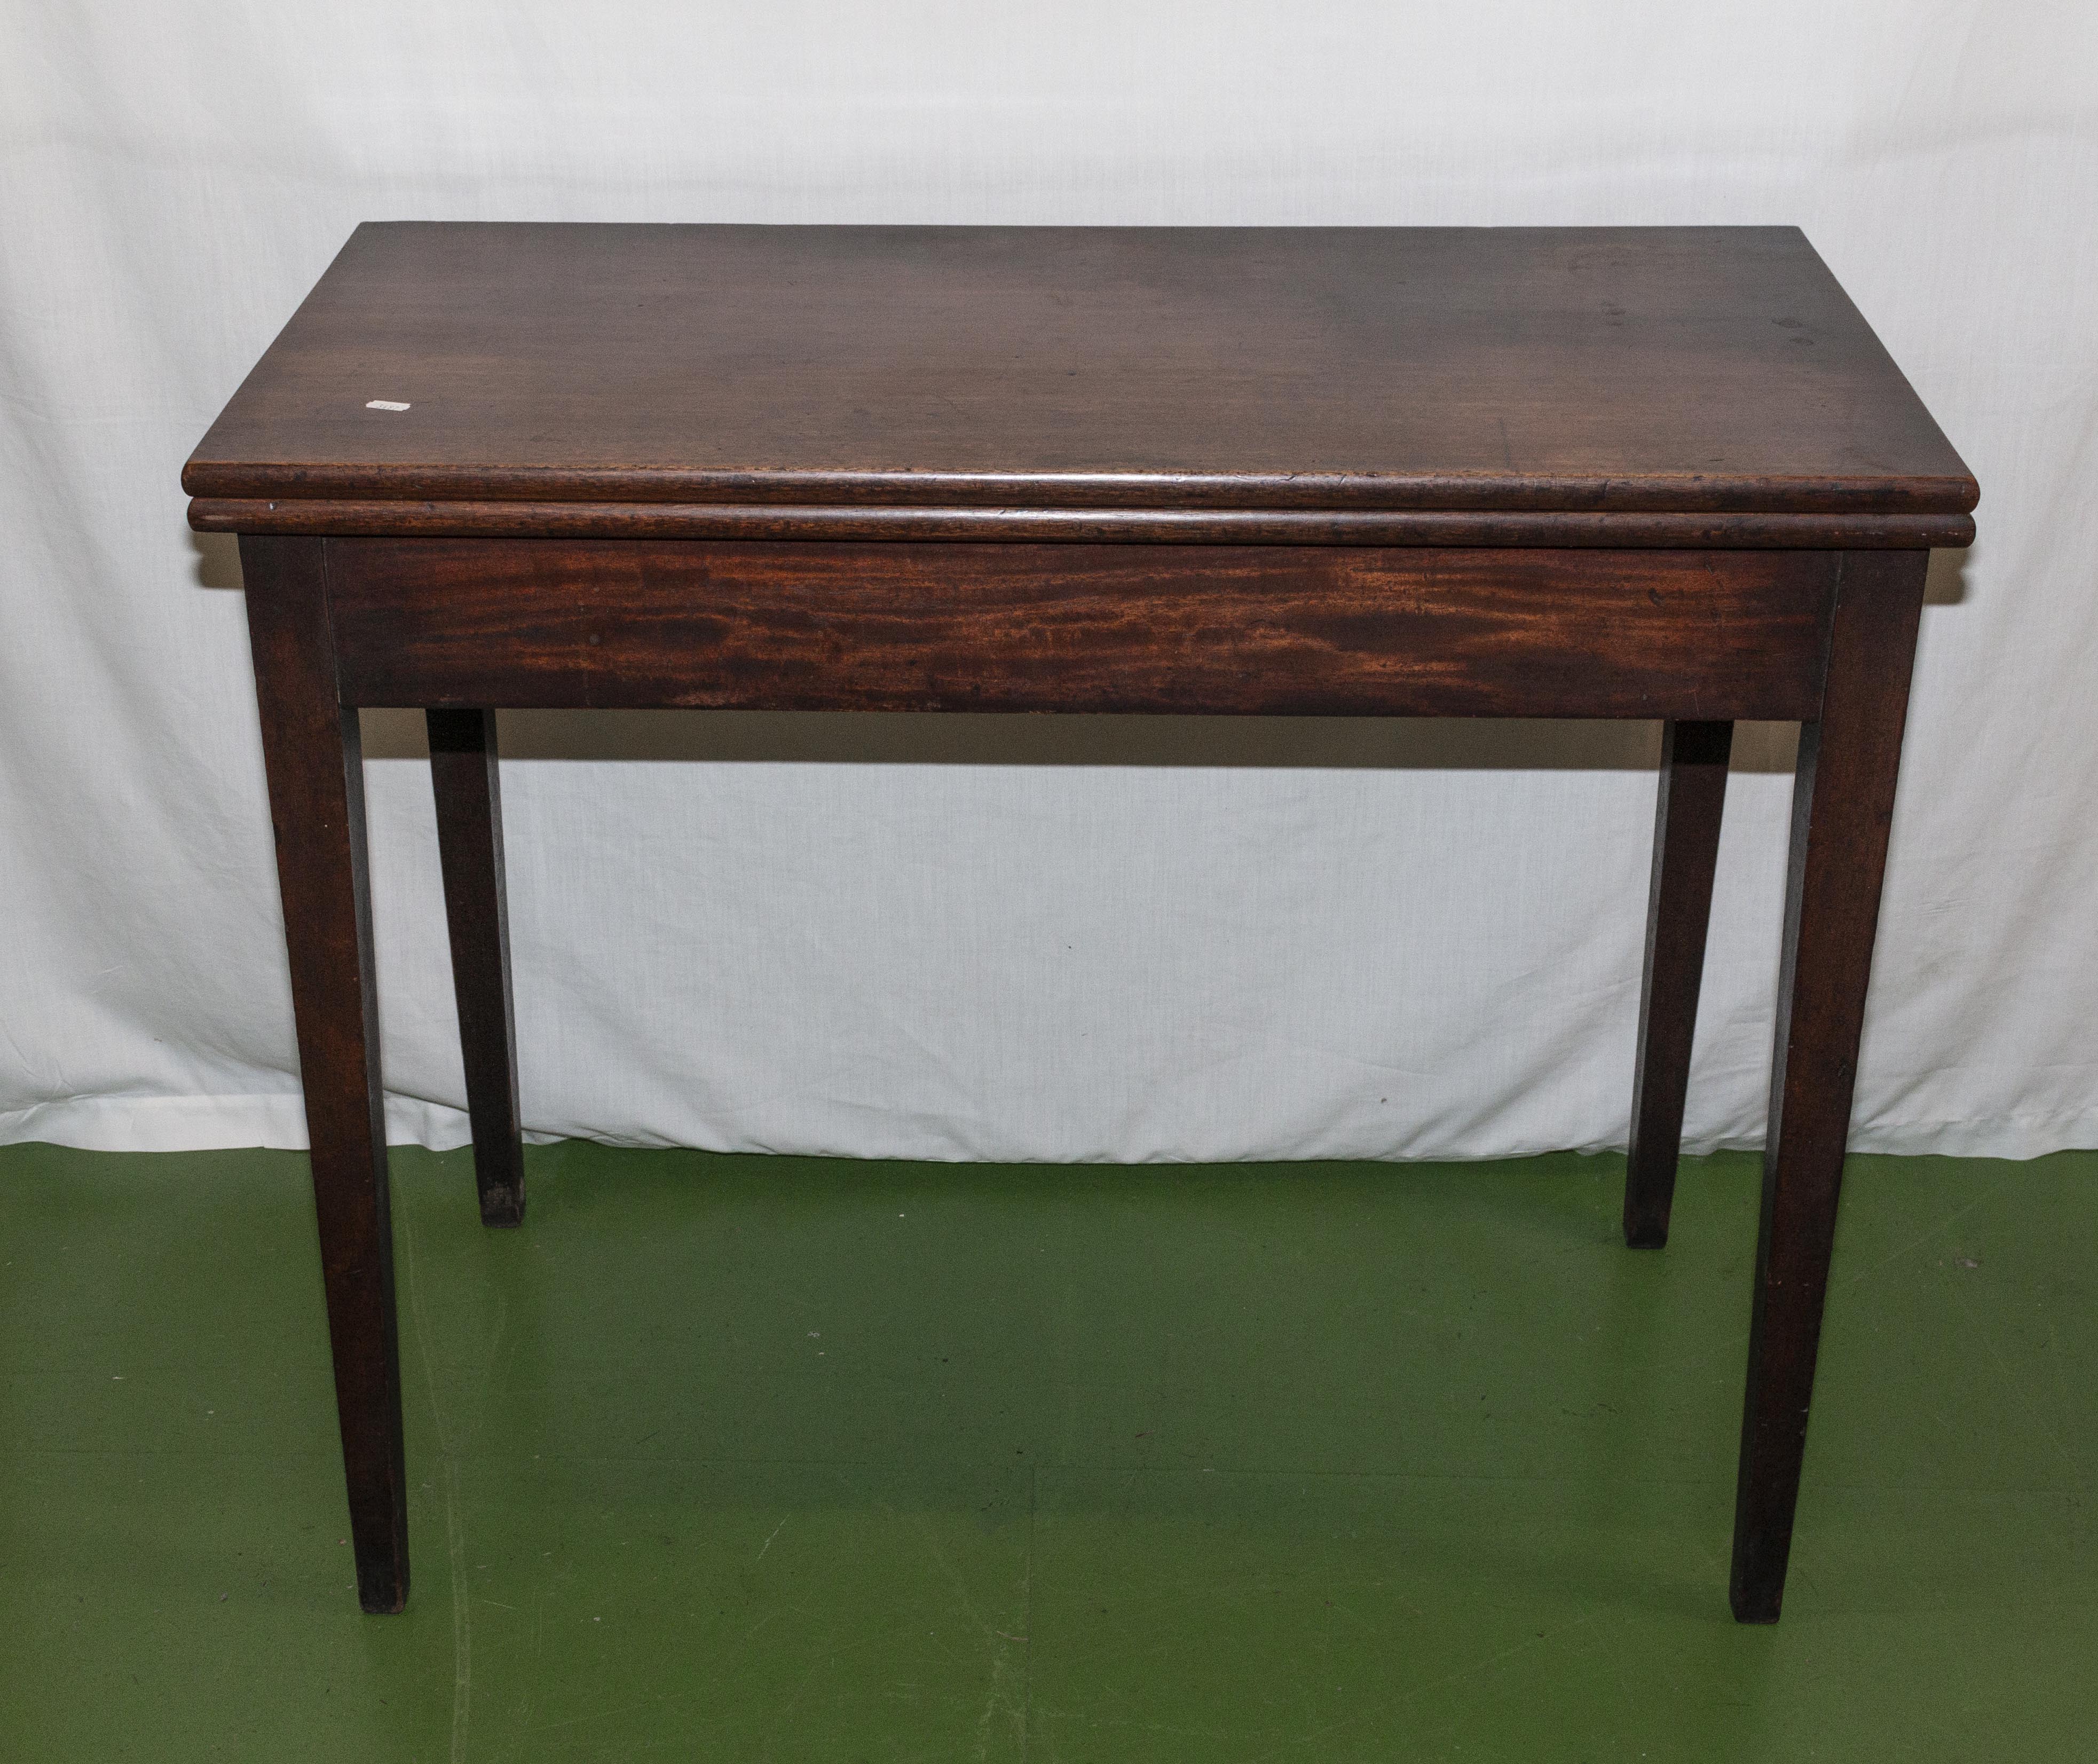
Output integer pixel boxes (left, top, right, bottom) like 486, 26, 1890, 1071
316, 538, 1840, 720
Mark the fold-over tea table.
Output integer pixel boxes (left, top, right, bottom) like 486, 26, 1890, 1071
184, 222, 1978, 1620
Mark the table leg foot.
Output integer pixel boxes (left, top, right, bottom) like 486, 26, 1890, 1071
428, 708, 526, 1227
243, 536, 412, 1612
1624, 719, 1732, 1248
1729, 553, 1925, 1623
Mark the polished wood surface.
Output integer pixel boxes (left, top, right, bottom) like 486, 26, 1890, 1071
427, 708, 525, 1228
187, 500, 1966, 549
184, 224, 1975, 547
322, 539, 1834, 719
1731, 551, 1927, 1622
1625, 720, 1734, 1248
239, 535, 409, 1614
196, 223, 1970, 1623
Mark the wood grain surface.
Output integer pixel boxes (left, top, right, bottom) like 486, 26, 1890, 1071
1624, 719, 1735, 1248
185, 224, 1977, 541
1730, 549, 1927, 1623
188, 499, 1971, 550
239, 535, 410, 1614
426, 708, 525, 1229
321, 538, 1836, 720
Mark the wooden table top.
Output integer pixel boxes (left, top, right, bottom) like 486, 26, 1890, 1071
186, 224, 1976, 548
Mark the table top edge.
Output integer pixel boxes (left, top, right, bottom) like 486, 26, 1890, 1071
179, 461, 1981, 518
188, 497, 1976, 550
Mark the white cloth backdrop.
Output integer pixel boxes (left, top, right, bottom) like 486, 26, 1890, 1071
3, 3, 2095, 1162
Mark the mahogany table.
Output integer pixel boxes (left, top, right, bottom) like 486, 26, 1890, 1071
184, 222, 1977, 1621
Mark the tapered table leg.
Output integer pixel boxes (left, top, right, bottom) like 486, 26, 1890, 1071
240, 535, 409, 1614
1730, 552, 1927, 1623
1624, 720, 1733, 1247
428, 709, 525, 1226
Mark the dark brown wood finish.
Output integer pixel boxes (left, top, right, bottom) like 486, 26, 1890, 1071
1732, 550, 1927, 1622
183, 225, 1975, 533
427, 709, 524, 1227
323, 539, 1835, 720
188, 501, 1971, 550
194, 225, 1973, 1624
1624, 720, 1735, 1247
238, 534, 408, 1614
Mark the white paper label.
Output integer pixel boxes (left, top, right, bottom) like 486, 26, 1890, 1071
364, 399, 411, 412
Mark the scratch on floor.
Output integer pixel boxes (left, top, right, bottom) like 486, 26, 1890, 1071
1950, 1275, 2085, 1485
443, 1457, 472, 1764
519, 1583, 544, 1738
1843, 1193, 1992, 1288
755, 1517, 786, 1563
896, 1505, 1029, 1759
976, 1644, 1027, 1763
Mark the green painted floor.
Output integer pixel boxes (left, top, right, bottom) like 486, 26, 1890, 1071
1, 1140, 2092, 1761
